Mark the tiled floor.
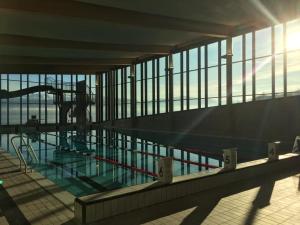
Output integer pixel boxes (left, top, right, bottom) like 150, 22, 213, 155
1, 149, 300, 225
92, 168, 300, 225
0, 151, 75, 225
140, 173, 300, 225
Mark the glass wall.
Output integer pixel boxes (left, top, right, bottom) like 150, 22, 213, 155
2, 19, 300, 125
99, 17, 300, 121
0, 74, 97, 125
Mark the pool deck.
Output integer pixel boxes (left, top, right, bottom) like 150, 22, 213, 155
0, 149, 76, 225
83, 155, 300, 225
0, 148, 300, 225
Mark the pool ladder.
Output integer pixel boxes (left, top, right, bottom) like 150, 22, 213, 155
11, 135, 39, 173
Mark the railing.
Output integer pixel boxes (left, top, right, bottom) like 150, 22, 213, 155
11, 135, 39, 173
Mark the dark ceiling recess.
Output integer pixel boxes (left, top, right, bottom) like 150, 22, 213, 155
0, 0, 299, 73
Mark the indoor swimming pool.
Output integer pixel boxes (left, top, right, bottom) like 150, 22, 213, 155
0, 130, 223, 197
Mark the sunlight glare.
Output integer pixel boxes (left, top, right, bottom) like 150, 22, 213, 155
287, 31, 300, 50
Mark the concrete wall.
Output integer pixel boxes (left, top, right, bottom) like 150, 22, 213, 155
103, 96, 300, 145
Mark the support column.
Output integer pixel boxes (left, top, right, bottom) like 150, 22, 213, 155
226, 37, 233, 105
168, 54, 174, 112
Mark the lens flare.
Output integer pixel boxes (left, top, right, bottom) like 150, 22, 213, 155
287, 31, 300, 51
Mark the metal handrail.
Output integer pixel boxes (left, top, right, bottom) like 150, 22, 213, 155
11, 136, 29, 172
11, 135, 39, 173
22, 136, 38, 164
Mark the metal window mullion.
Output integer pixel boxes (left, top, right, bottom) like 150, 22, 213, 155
112, 71, 115, 120
205, 46, 208, 108
101, 73, 104, 122
152, 60, 155, 114
104, 73, 108, 121
186, 50, 190, 110
20, 74, 22, 124
141, 63, 144, 116
124, 68, 128, 118
27, 74, 29, 122
95, 74, 99, 123
7, 74, 9, 126
121, 69, 124, 119
100, 74, 103, 122
156, 59, 160, 114
144, 62, 148, 116
61, 74, 64, 124
55, 74, 58, 125
180, 52, 184, 111
252, 31, 256, 101
198, 47, 201, 108
130, 65, 136, 118
283, 23, 287, 97
89, 74, 92, 122
168, 55, 173, 112
104, 73, 107, 121
227, 38, 233, 105
71, 74, 74, 124
115, 71, 118, 119
218, 41, 222, 105
123, 69, 126, 118
106, 72, 109, 121
165, 56, 169, 112
109, 72, 112, 121
242, 35, 246, 103
271, 26, 275, 99
38, 74, 41, 123
124, 68, 127, 118
0, 76, 1, 127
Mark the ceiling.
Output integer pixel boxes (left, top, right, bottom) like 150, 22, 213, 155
0, 0, 299, 74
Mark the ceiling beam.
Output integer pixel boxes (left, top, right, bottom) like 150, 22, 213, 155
0, 34, 171, 54
0, 64, 112, 74
0, 0, 233, 38
0, 55, 133, 66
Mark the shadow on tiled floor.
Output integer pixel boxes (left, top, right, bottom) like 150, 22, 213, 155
243, 180, 275, 225
0, 184, 30, 225
82, 168, 300, 225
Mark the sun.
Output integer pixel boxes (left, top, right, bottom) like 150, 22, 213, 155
286, 31, 300, 51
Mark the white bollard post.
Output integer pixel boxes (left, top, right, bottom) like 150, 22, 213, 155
223, 148, 237, 171
157, 157, 173, 184
292, 136, 300, 153
268, 142, 280, 161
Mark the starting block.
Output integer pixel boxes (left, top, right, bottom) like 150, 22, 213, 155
292, 136, 300, 153
223, 148, 237, 171
268, 141, 280, 161
157, 157, 173, 184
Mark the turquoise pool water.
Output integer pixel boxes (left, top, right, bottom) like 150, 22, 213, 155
0, 130, 223, 197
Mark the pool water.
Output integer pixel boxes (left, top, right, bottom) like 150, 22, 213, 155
0, 130, 223, 197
